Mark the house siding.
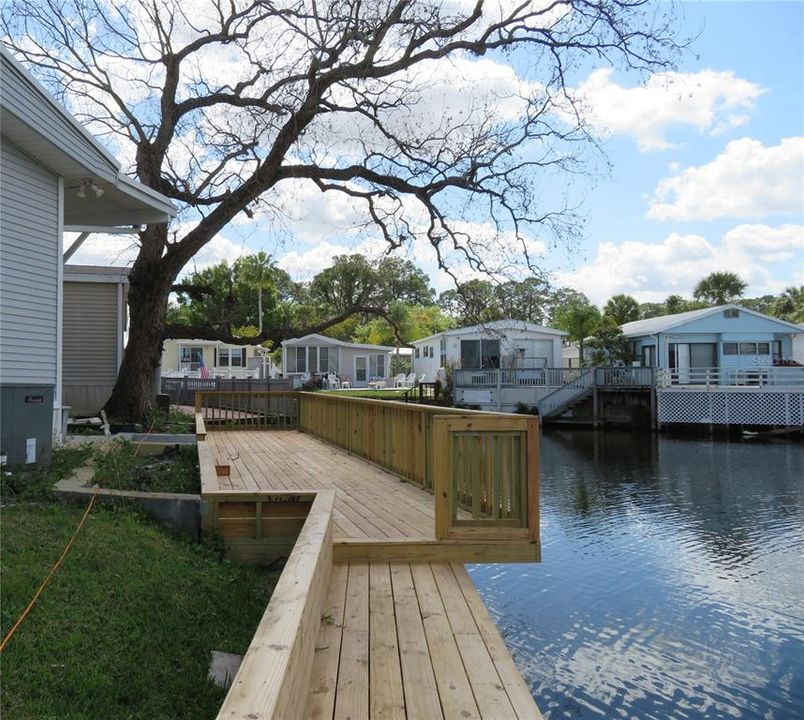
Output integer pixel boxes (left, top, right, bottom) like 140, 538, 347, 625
0, 52, 117, 182
0, 141, 59, 386
63, 281, 120, 414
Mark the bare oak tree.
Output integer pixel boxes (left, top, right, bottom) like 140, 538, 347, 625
2, 0, 681, 419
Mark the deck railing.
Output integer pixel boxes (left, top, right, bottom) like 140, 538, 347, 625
194, 390, 298, 428
657, 366, 804, 389
454, 367, 583, 387
298, 392, 539, 542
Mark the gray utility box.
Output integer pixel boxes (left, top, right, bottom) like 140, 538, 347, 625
1, 385, 55, 468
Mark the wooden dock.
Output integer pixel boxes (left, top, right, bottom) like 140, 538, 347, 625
196, 392, 542, 719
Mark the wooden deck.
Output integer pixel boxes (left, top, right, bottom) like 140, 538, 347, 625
206, 429, 448, 541
203, 429, 539, 563
307, 561, 541, 720
199, 393, 542, 719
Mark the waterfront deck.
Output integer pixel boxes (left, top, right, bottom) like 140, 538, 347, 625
198, 391, 541, 719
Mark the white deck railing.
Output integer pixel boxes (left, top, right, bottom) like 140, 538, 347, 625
537, 368, 596, 418
453, 368, 585, 388
657, 366, 804, 390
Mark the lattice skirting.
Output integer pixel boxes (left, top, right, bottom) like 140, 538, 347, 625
658, 391, 804, 426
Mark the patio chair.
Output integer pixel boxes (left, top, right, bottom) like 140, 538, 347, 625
393, 372, 407, 388
418, 373, 427, 384
405, 372, 417, 387
327, 373, 341, 389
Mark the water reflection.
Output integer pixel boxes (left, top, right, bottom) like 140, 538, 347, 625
469, 432, 804, 719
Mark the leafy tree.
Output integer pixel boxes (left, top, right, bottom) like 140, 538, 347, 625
603, 294, 639, 324
2, 0, 682, 419
553, 300, 602, 366
238, 251, 277, 335
438, 280, 504, 325
494, 278, 553, 324
638, 302, 665, 320
586, 316, 630, 365
771, 286, 804, 323
693, 272, 748, 305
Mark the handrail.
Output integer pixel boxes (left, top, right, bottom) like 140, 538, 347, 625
216, 491, 335, 720
195, 390, 298, 428
537, 368, 596, 418
657, 366, 804, 389
297, 392, 539, 543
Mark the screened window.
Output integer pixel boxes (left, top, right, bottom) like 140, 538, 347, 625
286, 346, 307, 373
318, 347, 337, 373
180, 346, 203, 368
369, 353, 386, 377
739, 342, 757, 355
415, 347, 420, 359
724, 309, 739, 318
757, 342, 770, 355
218, 347, 245, 367
460, 339, 500, 369
723, 343, 738, 355
440, 338, 447, 367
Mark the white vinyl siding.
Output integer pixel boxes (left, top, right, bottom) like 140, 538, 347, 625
0, 141, 59, 385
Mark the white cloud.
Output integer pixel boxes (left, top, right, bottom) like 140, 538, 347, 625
648, 137, 804, 221
556, 224, 803, 305
571, 69, 764, 151
65, 227, 249, 277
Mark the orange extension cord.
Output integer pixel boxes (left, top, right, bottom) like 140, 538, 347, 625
0, 491, 98, 653
1, 419, 158, 653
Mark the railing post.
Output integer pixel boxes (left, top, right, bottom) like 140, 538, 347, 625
195, 391, 202, 415
526, 417, 540, 543
432, 417, 451, 540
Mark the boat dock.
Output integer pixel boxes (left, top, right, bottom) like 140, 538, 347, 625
195, 391, 542, 719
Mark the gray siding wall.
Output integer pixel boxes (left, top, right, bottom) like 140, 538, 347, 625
63, 281, 120, 415
0, 141, 59, 385
1, 52, 117, 181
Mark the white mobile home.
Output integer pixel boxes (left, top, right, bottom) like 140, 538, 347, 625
281, 334, 394, 387
0, 47, 174, 466
411, 320, 567, 381
160, 339, 278, 379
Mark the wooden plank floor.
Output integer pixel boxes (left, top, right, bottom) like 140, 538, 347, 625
306, 561, 542, 720
206, 430, 470, 541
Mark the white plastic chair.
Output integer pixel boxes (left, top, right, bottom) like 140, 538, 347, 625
406, 372, 417, 387
327, 373, 341, 389
393, 373, 407, 388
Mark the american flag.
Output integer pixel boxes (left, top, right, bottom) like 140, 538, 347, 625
199, 355, 210, 379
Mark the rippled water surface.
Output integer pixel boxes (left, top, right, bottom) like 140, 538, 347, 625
468, 432, 804, 719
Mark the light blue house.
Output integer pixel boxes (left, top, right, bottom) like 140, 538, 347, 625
621, 305, 802, 377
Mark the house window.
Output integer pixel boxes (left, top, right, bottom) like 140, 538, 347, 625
369, 354, 386, 377
318, 347, 337, 373
218, 347, 246, 367
723, 343, 738, 355
440, 338, 446, 367
180, 346, 204, 369
739, 342, 757, 355
724, 309, 739, 318
415, 347, 420, 359
460, 339, 500, 369
757, 342, 770, 355
286, 346, 307, 373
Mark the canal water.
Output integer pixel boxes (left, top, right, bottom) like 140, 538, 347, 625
468, 431, 804, 719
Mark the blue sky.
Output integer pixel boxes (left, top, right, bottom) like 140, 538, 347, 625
66, 1, 803, 305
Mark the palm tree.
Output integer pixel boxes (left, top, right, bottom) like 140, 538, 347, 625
238, 251, 276, 334
603, 294, 639, 324
554, 301, 602, 366
693, 272, 747, 305
772, 286, 804, 323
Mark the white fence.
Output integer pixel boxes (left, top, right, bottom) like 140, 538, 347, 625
658, 390, 804, 426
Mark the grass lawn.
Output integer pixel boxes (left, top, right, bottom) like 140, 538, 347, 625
1, 452, 279, 719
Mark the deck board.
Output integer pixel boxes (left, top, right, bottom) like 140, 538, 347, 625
306, 561, 542, 719
206, 430, 444, 541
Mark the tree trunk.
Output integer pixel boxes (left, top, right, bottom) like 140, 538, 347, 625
104, 227, 177, 422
